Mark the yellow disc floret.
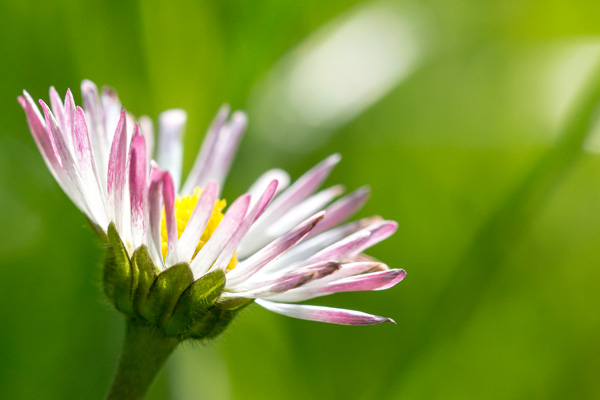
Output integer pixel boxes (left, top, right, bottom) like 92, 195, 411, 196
160, 187, 238, 271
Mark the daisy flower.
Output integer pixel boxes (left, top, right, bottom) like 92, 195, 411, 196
18, 80, 405, 337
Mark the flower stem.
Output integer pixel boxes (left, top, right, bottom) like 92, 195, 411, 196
106, 317, 179, 400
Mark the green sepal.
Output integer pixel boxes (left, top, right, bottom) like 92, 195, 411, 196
203, 298, 254, 339
218, 297, 255, 311
131, 245, 159, 314
138, 263, 193, 326
202, 308, 237, 340
104, 223, 133, 314
186, 297, 254, 340
165, 269, 226, 336
186, 307, 222, 339
101, 223, 252, 341
187, 307, 233, 340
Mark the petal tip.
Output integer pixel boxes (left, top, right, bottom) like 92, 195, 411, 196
358, 185, 371, 195
160, 108, 187, 124
329, 153, 342, 164
219, 103, 231, 114
232, 110, 248, 123
331, 184, 345, 196
101, 85, 119, 98
81, 79, 99, 93
132, 123, 142, 137
38, 99, 50, 114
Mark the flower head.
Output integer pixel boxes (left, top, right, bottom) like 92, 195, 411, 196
19, 80, 405, 338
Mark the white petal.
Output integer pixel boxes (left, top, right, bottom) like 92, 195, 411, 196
265, 185, 344, 238
189, 194, 251, 278
265, 217, 382, 271
177, 181, 218, 264
181, 104, 230, 195
246, 169, 290, 209
139, 115, 155, 165
226, 211, 325, 286
240, 154, 340, 256
156, 109, 187, 192
255, 299, 395, 325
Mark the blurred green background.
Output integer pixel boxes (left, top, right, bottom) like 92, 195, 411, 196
1, 0, 600, 399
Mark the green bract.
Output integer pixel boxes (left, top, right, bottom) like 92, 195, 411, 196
103, 223, 249, 340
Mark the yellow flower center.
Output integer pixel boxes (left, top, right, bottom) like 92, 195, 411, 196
160, 187, 237, 271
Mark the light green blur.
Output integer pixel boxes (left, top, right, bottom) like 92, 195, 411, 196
1, 0, 599, 399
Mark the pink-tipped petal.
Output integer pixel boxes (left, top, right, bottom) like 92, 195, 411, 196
326, 269, 406, 292
228, 261, 340, 298
63, 89, 77, 146
270, 220, 395, 273
227, 211, 325, 286
162, 172, 179, 266
40, 100, 72, 167
355, 221, 398, 254
264, 153, 340, 216
291, 230, 372, 270
189, 194, 251, 278
156, 109, 187, 192
81, 80, 103, 134
251, 180, 279, 220
270, 268, 406, 302
20, 93, 88, 216
307, 261, 389, 287
49, 86, 66, 135
293, 220, 395, 268
148, 167, 166, 267
307, 186, 370, 239
177, 181, 219, 263
107, 109, 129, 232
81, 80, 109, 175
212, 180, 278, 271
205, 111, 247, 189
101, 86, 123, 144
247, 169, 291, 204
265, 184, 344, 238
73, 106, 108, 227
40, 100, 93, 218
129, 126, 148, 249
265, 261, 340, 292
181, 104, 230, 195
270, 217, 388, 271
19, 92, 60, 171
139, 115, 155, 165
73, 107, 95, 166
255, 299, 395, 326
243, 154, 341, 253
